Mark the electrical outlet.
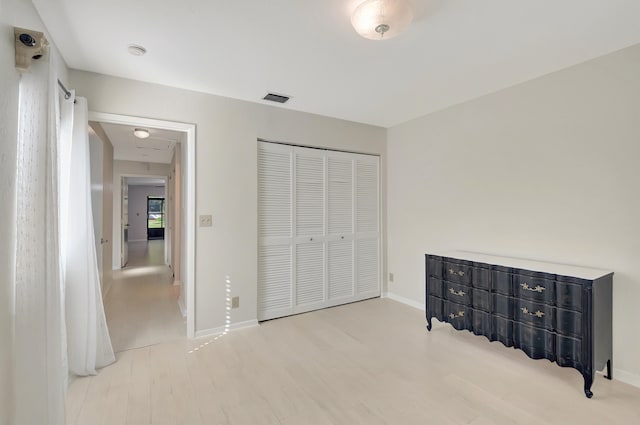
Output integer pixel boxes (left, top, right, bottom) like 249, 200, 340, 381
389, 272, 394, 282
231, 296, 239, 308
199, 214, 212, 227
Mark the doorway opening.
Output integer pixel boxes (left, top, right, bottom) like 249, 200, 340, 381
89, 112, 196, 339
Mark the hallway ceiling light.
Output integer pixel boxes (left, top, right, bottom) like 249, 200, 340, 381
127, 44, 147, 56
351, 0, 413, 40
133, 128, 150, 139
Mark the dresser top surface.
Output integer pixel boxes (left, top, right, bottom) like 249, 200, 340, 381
430, 251, 613, 280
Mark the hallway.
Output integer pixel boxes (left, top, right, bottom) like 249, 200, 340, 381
104, 240, 185, 353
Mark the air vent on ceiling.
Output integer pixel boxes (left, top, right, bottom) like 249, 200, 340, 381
263, 93, 290, 103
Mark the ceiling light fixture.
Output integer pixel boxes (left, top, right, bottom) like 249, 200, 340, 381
133, 128, 150, 139
351, 0, 413, 40
127, 44, 147, 56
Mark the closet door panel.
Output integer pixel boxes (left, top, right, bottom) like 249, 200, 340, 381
356, 238, 379, 295
327, 155, 353, 236
295, 149, 325, 238
295, 242, 325, 306
355, 157, 379, 235
258, 145, 292, 239
328, 240, 354, 300
258, 244, 292, 320
258, 142, 294, 320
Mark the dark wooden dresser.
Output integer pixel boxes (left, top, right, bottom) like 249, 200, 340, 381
425, 251, 613, 398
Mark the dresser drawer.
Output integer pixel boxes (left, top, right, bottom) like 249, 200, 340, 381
444, 282, 472, 306
556, 335, 582, 370
428, 277, 444, 298
444, 302, 472, 331
514, 273, 555, 304
513, 322, 556, 361
427, 296, 444, 322
444, 260, 472, 285
473, 289, 490, 312
556, 280, 583, 311
491, 315, 513, 347
493, 294, 514, 319
472, 265, 490, 290
556, 308, 582, 338
492, 268, 512, 295
472, 310, 491, 339
515, 299, 554, 331
427, 256, 443, 278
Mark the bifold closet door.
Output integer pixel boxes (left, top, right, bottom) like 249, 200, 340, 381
326, 153, 354, 302
258, 141, 380, 321
355, 155, 380, 298
294, 148, 325, 309
258, 143, 293, 320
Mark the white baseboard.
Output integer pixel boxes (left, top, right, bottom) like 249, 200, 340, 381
129, 239, 147, 242
383, 292, 425, 311
613, 368, 640, 389
177, 295, 187, 318
195, 319, 259, 339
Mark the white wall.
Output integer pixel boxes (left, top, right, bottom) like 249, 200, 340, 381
387, 44, 640, 385
128, 185, 166, 241
71, 70, 387, 335
89, 122, 115, 297
111, 160, 170, 269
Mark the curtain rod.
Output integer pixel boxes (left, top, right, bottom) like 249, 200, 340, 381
57, 79, 72, 100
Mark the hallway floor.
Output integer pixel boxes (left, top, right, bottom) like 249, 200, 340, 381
104, 240, 185, 353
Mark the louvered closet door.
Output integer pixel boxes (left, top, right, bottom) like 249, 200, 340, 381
355, 155, 380, 297
294, 148, 326, 308
258, 141, 380, 321
326, 152, 354, 301
258, 143, 293, 320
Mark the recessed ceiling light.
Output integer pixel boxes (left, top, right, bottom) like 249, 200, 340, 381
127, 44, 147, 56
134, 128, 150, 139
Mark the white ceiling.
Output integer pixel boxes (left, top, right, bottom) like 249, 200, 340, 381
97, 122, 180, 164
35, 0, 640, 128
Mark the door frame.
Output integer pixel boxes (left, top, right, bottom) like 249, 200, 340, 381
89, 111, 197, 338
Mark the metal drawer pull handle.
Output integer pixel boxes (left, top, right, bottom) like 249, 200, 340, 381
448, 268, 465, 277
521, 283, 545, 293
448, 288, 466, 297
521, 307, 545, 318
449, 311, 465, 319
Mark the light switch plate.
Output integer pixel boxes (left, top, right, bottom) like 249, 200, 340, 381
199, 214, 212, 227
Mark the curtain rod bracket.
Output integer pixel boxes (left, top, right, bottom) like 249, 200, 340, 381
57, 79, 76, 103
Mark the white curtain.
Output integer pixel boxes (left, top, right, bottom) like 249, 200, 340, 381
14, 49, 66, 425
61, 94, 116, 375
13, 46, 115, 425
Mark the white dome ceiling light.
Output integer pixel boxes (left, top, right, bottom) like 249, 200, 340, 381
127, 44, 147, 56
351, 0, 414, 40
133, 128, 150, 139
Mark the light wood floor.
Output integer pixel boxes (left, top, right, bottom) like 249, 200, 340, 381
104, 240, 185, 353
67, 298, 640, 425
